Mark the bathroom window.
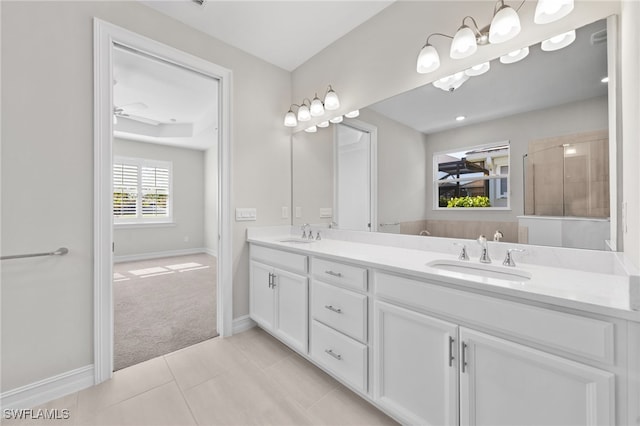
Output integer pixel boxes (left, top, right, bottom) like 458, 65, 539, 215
113, 156, 172, 224
434, 142, 510, 209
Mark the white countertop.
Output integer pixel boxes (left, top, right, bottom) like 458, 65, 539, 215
248, 231, 640, 322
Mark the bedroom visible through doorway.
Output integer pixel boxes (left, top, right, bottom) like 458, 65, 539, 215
112, 44, 219, 370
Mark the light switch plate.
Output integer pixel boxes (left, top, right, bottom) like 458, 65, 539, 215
319, 208, 333, 218
235, 208, 257, 221
281, 206, 289, 219
295, 207, 302, 218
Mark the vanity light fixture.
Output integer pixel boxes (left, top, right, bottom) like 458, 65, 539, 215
541, 30, 576, 51
283, 85, 341, 127
345, 110, 360, 118
499, 46, 529, 64
534, 0, 574, 24
416, 0, 575, 75
601, 76, 609, 83
317, 121, 330, 128
329, 115, 344, 124
304, 126, 317, 133
456, 115, 466, 121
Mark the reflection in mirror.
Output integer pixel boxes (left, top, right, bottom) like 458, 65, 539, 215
292, 18, 612, 250
435, 142, 510, 209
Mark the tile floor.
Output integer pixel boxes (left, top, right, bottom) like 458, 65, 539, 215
5, 327, 397, 426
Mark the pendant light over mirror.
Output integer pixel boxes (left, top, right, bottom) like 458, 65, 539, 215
534, 0, 574, 24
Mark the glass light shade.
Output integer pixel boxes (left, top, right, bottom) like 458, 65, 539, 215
450, 26, 478, 59
284, 110, 297, 127
345, 110, 360, 118
464, 62, 490, 77
324, 89, 340, 111
489, 4, 521, 44
329, 115, 343, 124
541, 30, 576, 51
304, 126, 317, 133
416, 43, 440, 74
432, 71, 470, 92
499, 46, 529, 64
317, 121, 330, 128
297, 104, 311, 122
310, 96, 324, 117
534, 0, 574, 24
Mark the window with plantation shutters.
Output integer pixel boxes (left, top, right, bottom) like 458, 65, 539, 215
113, 157, 172, 224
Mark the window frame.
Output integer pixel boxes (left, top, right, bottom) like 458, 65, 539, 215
433, 141, 511, 211
113, 156, 174, 225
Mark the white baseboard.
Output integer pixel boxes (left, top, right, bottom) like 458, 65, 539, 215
232, 315, 256, 334
204, 247, 218, 257
114, 248, 208, 263
0, 365, 94, 410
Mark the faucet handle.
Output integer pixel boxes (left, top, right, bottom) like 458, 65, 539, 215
503, 248, 526, 267
453, 243, 469, 261
316, 231, 321, 240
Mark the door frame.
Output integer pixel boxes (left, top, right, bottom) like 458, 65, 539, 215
333, 120, 378, 231
93, 19, 233, 384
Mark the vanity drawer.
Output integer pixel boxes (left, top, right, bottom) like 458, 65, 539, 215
312, 280, 367, 343
311, 320, 368, 393
250, 245, 307, 274
374, 271, 615, 365
311, 257, 367, 291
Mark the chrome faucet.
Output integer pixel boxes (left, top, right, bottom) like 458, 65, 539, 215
301, 223, 310, 239
453, 242, 469, 261
477, 235, 491, 263
503, 248, 526, 267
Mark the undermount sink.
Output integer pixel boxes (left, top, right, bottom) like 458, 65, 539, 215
279, 238, 315, 244
426, 259, 531, 282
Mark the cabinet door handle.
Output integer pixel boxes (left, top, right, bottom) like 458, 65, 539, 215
461, 341, 468, 373
271, 273, 276, 288
448, 336, 455, 367
268, 273, 273, 288
324, 305, 342, 314
324, 349, 342, 360
325, 270, 343, 278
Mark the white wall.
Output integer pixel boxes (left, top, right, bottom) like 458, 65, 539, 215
359, 108, 429, 225
425, 96, 609, 223
113, 138, 205, 258
1, 1, 290, 392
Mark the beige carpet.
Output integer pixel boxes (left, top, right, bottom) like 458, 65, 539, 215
113, 253, 217, 371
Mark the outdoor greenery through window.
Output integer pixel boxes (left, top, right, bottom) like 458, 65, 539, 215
434, 142, 510, 209
113, 157, 172, 223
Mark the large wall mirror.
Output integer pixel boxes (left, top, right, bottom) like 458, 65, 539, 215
292, 17, 615, 251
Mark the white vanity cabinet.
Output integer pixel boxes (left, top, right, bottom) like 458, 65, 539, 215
309, 257, 370, 393
373, 270, 616, 426
373, 300, 459, 425
249, 245, 309, 353
459, 328, 614, 426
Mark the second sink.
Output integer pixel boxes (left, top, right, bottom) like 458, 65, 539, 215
426, 259, 531, 282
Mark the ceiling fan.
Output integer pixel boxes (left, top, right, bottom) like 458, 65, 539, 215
113, 102, 159, 125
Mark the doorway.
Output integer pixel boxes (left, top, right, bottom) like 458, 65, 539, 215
111, 44, 219, 370
94, 19, 232, 383
334, 121, 378, 231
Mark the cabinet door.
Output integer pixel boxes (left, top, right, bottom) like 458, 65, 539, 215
274, 268, 308, 353
373, 301, 459, 426
249, 261, 275, 330
459, 328, 614, 426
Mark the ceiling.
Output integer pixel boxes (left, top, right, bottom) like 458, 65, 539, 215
113, 45, 219, 150
140, 0, 395, 71
368, 19, 608, 134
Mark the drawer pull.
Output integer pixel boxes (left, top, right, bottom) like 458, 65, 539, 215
325, 270, 343, 278
461, 341, 468, 373
324, 305, 342, 314
324, 349, 342, 360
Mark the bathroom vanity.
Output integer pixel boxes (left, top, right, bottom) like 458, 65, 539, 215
248, 227, 640, 426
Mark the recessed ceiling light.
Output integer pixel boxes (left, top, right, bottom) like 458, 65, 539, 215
601, 76, 609, 83
456, 115, 466, 122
